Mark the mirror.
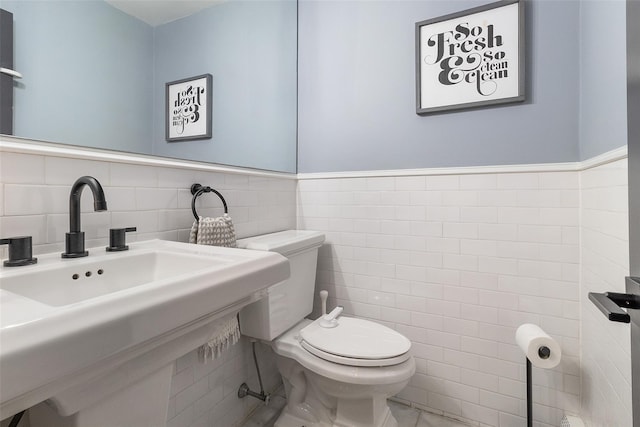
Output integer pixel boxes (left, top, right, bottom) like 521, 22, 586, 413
1, 0, 297, 173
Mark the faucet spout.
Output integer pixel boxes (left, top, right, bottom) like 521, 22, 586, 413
62, 176, 108, 258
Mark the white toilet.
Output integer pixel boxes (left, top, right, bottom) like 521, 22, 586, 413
238, 230, 415, 427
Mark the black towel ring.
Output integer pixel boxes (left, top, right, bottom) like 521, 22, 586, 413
190, 183, 228, 221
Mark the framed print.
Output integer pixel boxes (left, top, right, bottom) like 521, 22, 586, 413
415, 0, 525, 115
166, 74, 212, 142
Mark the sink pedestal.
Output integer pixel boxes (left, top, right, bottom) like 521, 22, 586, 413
29, 364, 173, 427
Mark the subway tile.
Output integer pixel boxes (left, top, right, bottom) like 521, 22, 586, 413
1, 153, 45, 184
396, 205, 426, 221
2, 154, 630, 427
478, 223, 518, 241
477, 190, 519, 207
410, 221, 443, 237
459, 271, 499, 290
538, 172, 579, 189
518, 225, 562, 244
443, 254, 479, 272
478, 256, 518, 275
410, 191, 442, 206
425, 175, 459, 190
497, 207, 540, 225
0, 214, 47, 244
443, 222, 478, 239
426, 237, 461, 254
45, 157, 110, 186
442, 318, 479, 338
395, 235, 427, 251
428, 392, 462, 416
443, 285, 478, 305
459, 174, 497, 190
396, 294, 427, 312
496, 241, 539, 260
460, 369, 500, 393
460, 336, 498, 357
426, 206, 460, 222
516, 189, 563, 208
136, 188, 178, 210
3, 185, 58, 215
380, 306, 411, 324
411, 312, 444, 331
460, 239, 497, 257
442, 191, 478, 207
460, 303, 498, 324
496, 173, 539, 189
396, 264, 427, 282
479, 390, 520, 415
518, 260, 564, 280
366, 177, 395, 191
110, 163, 158, 188
478, 290, 518, 309
395, 176, 426, 191
427, 360, 461, 382
460, 207, 498, 223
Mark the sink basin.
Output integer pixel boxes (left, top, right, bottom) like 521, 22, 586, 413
0, 239, 289, 418
2, 250, 228, 306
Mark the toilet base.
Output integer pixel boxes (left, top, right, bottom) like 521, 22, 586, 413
274, 405, 398, 427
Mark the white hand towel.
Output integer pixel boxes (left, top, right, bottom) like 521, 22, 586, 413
198, 313, 241, 363
189, 213, 237, 247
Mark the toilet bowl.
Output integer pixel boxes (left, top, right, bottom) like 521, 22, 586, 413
272, 318, 415, 427
238, 230, 415, 427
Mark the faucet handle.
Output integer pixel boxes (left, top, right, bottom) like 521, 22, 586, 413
106, 227, 136, 252
0, 236, 38, 267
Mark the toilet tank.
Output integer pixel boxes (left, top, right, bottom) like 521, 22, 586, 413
238, 230, 325, 341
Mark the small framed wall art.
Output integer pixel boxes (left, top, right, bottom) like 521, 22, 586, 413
415, 0, 525, 115
166, 74, 212, 142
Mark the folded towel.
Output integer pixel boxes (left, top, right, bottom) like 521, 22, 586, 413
189, 213, 237, 247
198, 313, 241, 363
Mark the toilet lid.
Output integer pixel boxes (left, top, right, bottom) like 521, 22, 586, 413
299, 317, 411, 366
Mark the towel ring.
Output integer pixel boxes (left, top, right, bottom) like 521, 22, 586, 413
190, 183, 228, 221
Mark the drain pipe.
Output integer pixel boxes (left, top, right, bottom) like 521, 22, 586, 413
237, 340, 270, 404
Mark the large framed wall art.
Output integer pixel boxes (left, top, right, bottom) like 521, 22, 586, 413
415, 0, 525, 115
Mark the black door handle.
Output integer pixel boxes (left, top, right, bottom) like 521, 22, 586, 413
589, 279, 640, 323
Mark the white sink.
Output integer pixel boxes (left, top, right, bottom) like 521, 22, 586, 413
0, 239, 289, 420
1, 250, 221, 306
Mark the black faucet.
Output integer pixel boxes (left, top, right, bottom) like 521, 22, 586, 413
61, 176, 108, 258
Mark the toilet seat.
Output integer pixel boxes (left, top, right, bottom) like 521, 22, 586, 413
272, 319, 416, 386
299, 316, 411, 367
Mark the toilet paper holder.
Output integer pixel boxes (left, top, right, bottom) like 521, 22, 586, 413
588, 277, 640, 323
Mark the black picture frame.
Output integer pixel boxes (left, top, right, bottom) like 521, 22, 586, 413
166, 73, 213, 142
415, 0, 525, 115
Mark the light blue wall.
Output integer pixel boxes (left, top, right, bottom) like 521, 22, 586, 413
3, 0, 154, 154
152, 0, 298, 173
579, 0, 627, 160
298, 0, 582, 173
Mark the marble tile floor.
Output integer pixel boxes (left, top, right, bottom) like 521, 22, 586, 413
241, 391, 471, 427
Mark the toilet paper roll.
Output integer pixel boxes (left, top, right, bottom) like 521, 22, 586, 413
515, 323, 561, 369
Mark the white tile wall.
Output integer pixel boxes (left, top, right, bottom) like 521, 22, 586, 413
298, 171, 583, 427
1, 145, 633, 427
579, 158, 631, 427
0, 149, 296, 427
